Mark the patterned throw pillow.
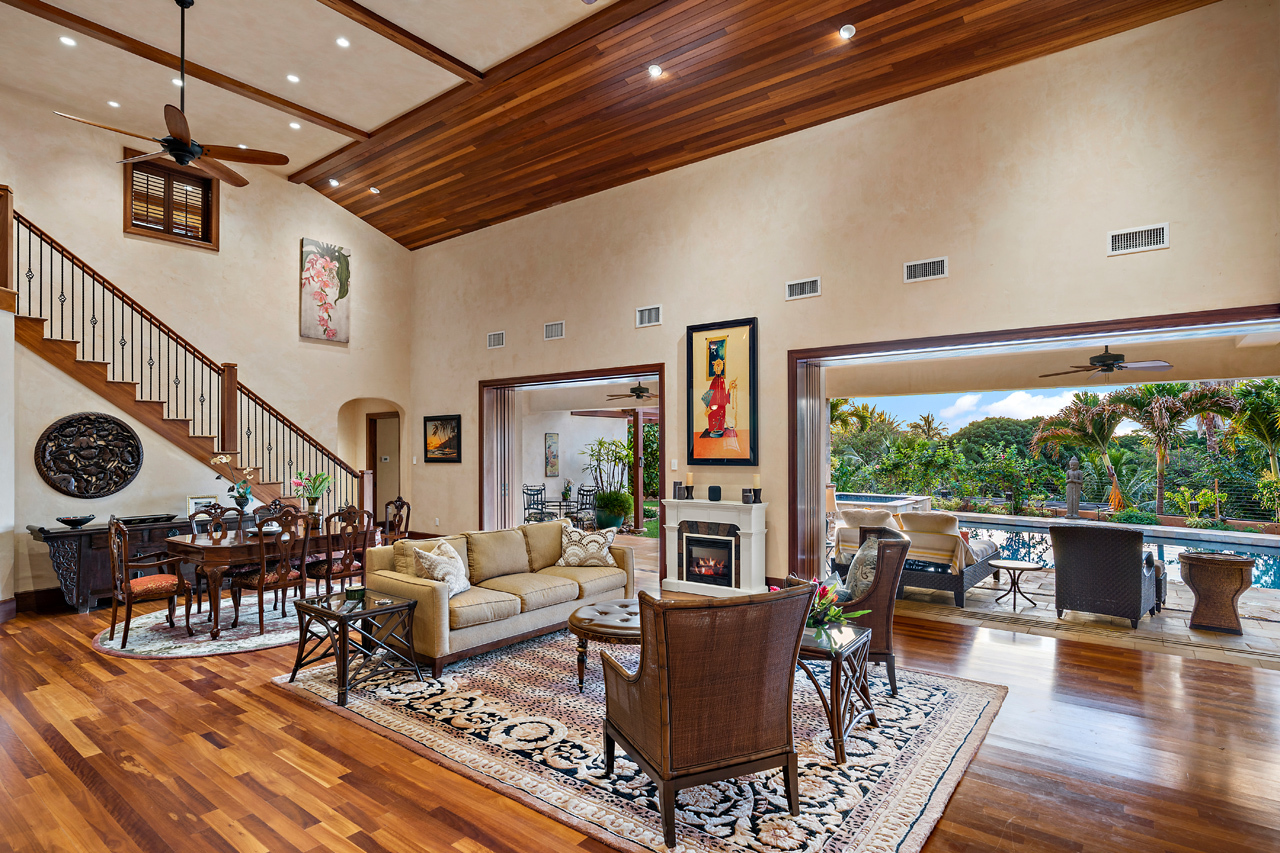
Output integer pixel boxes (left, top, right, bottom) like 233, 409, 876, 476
555, 526, 618, 568
840, 537, 880, 601
413, 540, 471, 598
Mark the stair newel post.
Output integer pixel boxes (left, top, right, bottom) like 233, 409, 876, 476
1, 185, 14, 300
358, 469, 374, 517
219, 363, 238, 456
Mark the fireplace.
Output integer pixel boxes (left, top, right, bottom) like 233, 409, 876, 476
683, 533, 736, 588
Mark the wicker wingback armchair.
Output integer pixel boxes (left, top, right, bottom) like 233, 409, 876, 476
845, 526, 910, 694
602, 586, 814, 849
1050, 525, 1158, 628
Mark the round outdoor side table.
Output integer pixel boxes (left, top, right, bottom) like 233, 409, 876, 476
990, 559, 1052, 610
568, 599, 641, 692
1180, 552, 1254, 635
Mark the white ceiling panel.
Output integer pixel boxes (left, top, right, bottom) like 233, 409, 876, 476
358, 0, 620, 71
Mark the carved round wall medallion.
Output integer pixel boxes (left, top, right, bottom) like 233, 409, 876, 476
35, 412, 143, 498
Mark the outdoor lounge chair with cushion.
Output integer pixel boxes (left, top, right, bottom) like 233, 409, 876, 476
896, 511, 1000, 608
1050, 524, 1160, 628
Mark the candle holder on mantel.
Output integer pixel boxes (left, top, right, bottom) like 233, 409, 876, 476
741, 489, 755, 504
752, 488, 763, 502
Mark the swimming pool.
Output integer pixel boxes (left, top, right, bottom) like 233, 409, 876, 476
959, 521, 1280, 591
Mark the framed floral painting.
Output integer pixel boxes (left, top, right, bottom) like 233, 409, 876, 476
300, 239, 351, 342
686, 317, 758, 466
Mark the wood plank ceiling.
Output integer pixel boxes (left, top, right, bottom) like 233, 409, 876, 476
295, 0, 1220, 250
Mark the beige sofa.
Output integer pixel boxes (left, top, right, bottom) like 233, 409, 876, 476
365, 519, 634, 677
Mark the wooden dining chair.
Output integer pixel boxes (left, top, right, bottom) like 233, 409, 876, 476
384, 496, 411, 543
308, 506, 374, 595
187, 505, 253, 616
106, 517, 192, 649
229, 505, 310, 634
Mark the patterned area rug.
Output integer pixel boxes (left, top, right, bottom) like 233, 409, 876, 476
276, 632, 1005, 853
92, 592, 302, 659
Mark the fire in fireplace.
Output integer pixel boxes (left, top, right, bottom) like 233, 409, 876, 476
683, 534, 735, 588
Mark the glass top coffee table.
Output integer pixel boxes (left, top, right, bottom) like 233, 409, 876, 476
288, 590, 422, 706
798, 623, 878, 764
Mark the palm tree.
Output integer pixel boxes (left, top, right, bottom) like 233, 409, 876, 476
848, 402, 903, 432
1228, 379, 1280, 480
1031, 392, 1127, 511
1108, 382, 1238, 514
829, 399, 858, 433
908, 413, 948, 440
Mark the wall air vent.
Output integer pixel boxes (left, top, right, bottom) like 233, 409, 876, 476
544, 321, 565, 341
904, 257, 948, 283
1109, 223, 1169, 256
636, 305, 662, 327
486, 331, 505, 349
785, 277, 821, 301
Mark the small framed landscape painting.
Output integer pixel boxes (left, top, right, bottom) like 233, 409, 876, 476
545, 433, 559, 477
686, 317, 758, 466
186, 495, 219, 516
423, 415, 462, 463
300, 238, 351, 343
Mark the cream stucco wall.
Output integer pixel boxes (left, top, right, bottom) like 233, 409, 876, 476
407, 0, 1280, 577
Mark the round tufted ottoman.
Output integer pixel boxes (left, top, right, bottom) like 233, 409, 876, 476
567, 599, 641, 693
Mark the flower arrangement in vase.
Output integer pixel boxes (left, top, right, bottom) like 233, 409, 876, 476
227, 478, 252, 510
772, 582, 869, 637
561, 479, 574, 501
292, 471, 334, 520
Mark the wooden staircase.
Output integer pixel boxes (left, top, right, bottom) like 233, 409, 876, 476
4, 191, 366, 514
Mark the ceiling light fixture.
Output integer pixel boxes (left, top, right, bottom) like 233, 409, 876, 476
839, 24, 856, 39
289, 122, 301, 129
59, 36, 76, 46
329, 178, 340, 187
369, 187, 380, 194
107, 101, 120, 108
172, 78, 184, 87
335, 37, 350, 48
287, 74, 300, 83
648, 64, 662, 78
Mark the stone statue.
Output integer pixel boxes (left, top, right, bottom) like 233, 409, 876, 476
1064, 456, 1084, 518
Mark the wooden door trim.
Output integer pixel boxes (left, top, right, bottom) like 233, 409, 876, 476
787, 302, 1280, 578
366, 411, 400, 515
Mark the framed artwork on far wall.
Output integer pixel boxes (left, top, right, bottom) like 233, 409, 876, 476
423, 414, 462, 463
686, 317, 758, 466
545, 433, 560, 477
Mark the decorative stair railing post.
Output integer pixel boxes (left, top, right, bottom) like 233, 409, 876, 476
1, 185, 14, 298
357, 469, 374, 516
219, 362, 238, 455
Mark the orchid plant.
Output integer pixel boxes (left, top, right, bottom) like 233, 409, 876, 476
769, 583, 869, 630
292, 470, 334, 499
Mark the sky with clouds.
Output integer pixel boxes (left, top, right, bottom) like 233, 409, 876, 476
855, 386, 1141, 435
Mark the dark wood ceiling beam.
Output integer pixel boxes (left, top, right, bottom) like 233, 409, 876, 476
310, 0, 483, 83
289, 0, 673, 185
0, 0, 370, 141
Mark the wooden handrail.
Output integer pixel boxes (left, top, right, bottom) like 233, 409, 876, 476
12, 211, 224, 374
237, 382, 359, 477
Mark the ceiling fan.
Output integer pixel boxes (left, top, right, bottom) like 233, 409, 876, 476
606, 382, 658, 401
1038, 345, 1173, 379
54, 0, 288, 187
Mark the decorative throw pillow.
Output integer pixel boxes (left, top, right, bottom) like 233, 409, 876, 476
840, 537, 880, 601
555, 526, 618, 567
413, 540, 471, 598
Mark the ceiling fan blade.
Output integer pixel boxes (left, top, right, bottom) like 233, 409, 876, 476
201, 145, 290, 166
190, 157, 248, 187
55, 112, 157, 142
117, 151, 168, 165
164, 104, 191, 144
1038, 367, 1096, 378
1120, 360, 1173, 371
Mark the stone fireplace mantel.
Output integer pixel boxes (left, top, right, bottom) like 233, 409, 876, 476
662, 499, 767, 597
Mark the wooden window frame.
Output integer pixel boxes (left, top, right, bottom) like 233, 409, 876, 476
122, 148, 220, 251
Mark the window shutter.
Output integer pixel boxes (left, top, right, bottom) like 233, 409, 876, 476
130, 167, 167, 232
171, 176, 205, 239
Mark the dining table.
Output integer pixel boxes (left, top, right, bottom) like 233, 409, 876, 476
165, 527, 345, 640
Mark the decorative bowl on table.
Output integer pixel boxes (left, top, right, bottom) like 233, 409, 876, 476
56, 515, 95, 529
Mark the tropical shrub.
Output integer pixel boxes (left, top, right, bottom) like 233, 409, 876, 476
1111, 508, 1161, 526
595, 490, 633, 518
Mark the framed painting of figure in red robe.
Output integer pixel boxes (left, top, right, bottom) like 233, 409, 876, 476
686, 317, 758, 466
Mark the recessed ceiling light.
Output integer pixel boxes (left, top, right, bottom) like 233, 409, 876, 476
59, 36, 76, 46
329, 178, 340, 187
289, 122, 301, 129
335, 37, 350, 48
172, 78, 184, 87
287, 74, 300, 83
839, 24, 856, 39
369, 187, 380, 194
237, 144, 248, 149
107, 101, 120, 108
648, 64, 662, 78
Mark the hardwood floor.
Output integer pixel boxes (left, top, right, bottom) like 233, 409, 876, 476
1, 598, 1277, 851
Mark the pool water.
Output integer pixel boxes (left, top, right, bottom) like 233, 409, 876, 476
960, 525, 1280, 591
837, 493, 901, 504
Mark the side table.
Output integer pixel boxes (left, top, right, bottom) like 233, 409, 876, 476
798, 624, 877, 764
990, 559, 1052, 610
1180, 552, 1255, 635
289, 590, 422, 705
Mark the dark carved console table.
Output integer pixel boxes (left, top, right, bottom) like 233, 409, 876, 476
28, 516, 194, 612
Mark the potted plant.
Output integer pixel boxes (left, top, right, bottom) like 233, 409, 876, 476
292, 470, 334, 520
594, 490, 633, 529
227, 478, 252, 511
581, 438, 632, 528
561, 478, 574, 501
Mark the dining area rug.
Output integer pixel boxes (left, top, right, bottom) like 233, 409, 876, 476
275, 631, 1005, 853
92, 592, 302, 659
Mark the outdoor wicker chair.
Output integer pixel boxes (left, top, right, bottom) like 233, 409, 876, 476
1049, 525, 1158, 628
